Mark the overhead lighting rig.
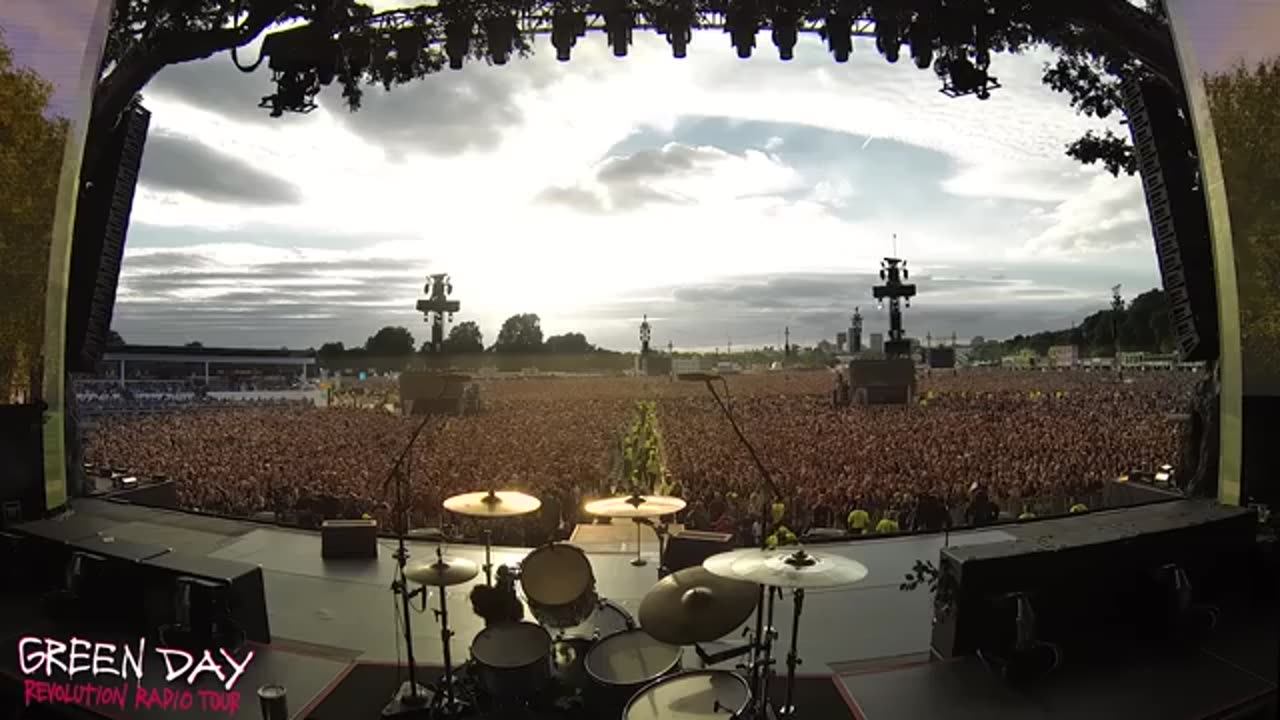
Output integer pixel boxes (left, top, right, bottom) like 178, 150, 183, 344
871, 0, 900, 63
907, 8, 934, 69
822, 8, 853, 63
483, 11, 520, 64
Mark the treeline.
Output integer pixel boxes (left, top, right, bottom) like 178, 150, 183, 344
968, 288, 1174, 362
316, 313, 630, 372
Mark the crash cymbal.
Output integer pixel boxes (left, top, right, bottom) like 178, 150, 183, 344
444, 490, 542, 518
703, 548, 868, 589
405, 556, 480, 587
639, 566, 759, 645
583, 495, 687, 519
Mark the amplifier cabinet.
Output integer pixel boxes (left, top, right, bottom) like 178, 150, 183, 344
321, 519, 379, 559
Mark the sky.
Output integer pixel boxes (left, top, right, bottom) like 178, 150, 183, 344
6, 4, 1168, 352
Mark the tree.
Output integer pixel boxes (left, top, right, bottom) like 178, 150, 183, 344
494, 314, 544, 353
0, 32, 70, 402
85, 0, 1179, 191
318, 341, 346, 358
545, 332, 594, 354
185, 341, 204, 349
365, 326, 414, 357
445, 321, 484, 354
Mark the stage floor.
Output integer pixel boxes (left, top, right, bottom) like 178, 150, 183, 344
69, 499, 1015, 671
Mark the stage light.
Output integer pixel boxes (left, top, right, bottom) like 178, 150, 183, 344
601, 0, 634, 57
873, 2, 900, 63
552, 8, 586, 61
444, 16, 473, 69
656, 3, 695, 58
772, 8, 798, 61
393, 28, 425, 74
824, 14, 853, 63
484, 14, 518, 65
726, 0, 760, 59
909, 17, 932, 69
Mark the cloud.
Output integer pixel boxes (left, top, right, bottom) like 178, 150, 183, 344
538, 141, 802, 212
1021, 174, 1150, 255
139, 132, 302, 205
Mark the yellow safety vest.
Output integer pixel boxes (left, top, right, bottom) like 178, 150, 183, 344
1069, 504, 1088, 514
848, 510, 870, 531
875, 518, 899, 534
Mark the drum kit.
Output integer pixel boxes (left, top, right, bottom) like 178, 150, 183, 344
390, 488, 868, 719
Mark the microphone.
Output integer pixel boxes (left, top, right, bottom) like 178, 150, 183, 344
676, 373, 720, 383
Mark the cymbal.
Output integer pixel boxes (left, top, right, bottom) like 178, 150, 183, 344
639, 566, 759, 645
583, 495, 687, 519
405, 557, 479, 587
444, 490, 542, 518
703, 548, 868, 589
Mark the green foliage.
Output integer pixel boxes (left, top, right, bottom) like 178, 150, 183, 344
494, 313, 544, 353
899, 559, 957, 623
969, 287, 1175, 361
444, 321, 484, 354
1204, 59, 1280, 388
766, 526, 797, 549
0, 33, 70, 402
364, 326, 415, 366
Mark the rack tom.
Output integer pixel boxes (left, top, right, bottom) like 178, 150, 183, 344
521, 543, 598, 629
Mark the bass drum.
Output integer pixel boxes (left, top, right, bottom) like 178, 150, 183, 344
585, 629, 682, 716
521, 543, 598, 629
470, 622, 553, 699
624, 670, 752, 720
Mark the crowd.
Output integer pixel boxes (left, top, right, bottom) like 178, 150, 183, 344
82, 369, 1197, 545
75, 381, 316, 416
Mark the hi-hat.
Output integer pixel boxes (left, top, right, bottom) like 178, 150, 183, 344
584, 495, 687, 519
444, 490, 542, 518
405, 557, 479, 587
703, 548, 868, 589
639, 566, 759, 645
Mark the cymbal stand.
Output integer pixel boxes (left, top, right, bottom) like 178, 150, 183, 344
778, 588, 805, 717
630, 518, 648, 567
482, 527, 494, 585
429, 550, 464, 717
752, 586, 780, 720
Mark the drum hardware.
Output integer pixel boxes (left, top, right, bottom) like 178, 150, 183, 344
401, 548, 478, 718
777, 589, 803, 717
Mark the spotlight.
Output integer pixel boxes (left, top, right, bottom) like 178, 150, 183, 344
601, 0, 634, 58
393, 28, 425, 74
772, 7, 798, 61
552, 8, 586, 61
444, 20, 473, 70
873, 2, 900, 63
908, 17, 933, 69
727, 0, 760, 59
484, 14, 518, 65
656, 3, 695, 58
824, 14, 853, 63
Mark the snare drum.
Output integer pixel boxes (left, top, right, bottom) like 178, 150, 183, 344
521, 543, 598, 629
585, 629, 682, 714
470, 622, 553, 698
624, 670, 752, 720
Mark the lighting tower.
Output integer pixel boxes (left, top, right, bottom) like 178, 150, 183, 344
872, 257, 916, 358
640, 315, 652, 355
416, 273, 460, 353
851, 308, 863, 353
1111, 285, 1124, 374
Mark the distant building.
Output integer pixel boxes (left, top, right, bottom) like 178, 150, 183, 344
1048, 345, 1080, 368
672, 357, 703, 378
869, 333, 884, 354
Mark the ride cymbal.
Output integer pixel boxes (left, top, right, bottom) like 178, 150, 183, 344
639, 566, 759, 645
583, 495, 687, 519
444, 490, 542, 518
405, 557, 480, 587
702, 548, 868, 590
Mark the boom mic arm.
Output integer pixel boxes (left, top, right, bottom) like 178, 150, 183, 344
700, 377, 783, 503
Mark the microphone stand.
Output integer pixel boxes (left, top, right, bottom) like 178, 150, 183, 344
700, 377, 783, 720
380, 384, 453, 719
